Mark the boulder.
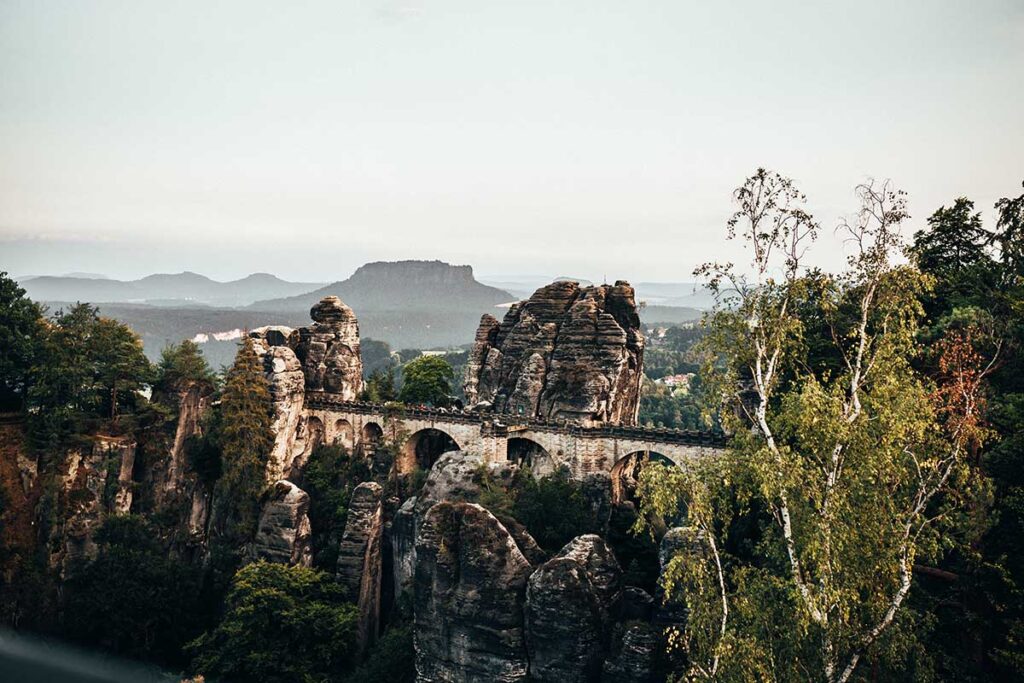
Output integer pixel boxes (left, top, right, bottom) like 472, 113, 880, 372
336, 482, 384, 653
601, 622, 659, 683
414, 502, 532, 682
463, 280, 644, 425
249, 480, 313, 567
414, 451, 518, 518
555, 534, 622, 605
525, 557, 604, 682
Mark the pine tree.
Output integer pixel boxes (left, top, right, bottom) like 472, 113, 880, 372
215, 337, 273, 540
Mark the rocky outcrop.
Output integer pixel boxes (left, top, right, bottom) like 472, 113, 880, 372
464, 280, 644, 424
555, 534, 622, 604
525, 557, 604, 682
336, 482, 384, 654
250, 327, 307, 481
655, 526, 695, 627
249, 480, 313, 567
389, 496, 418, 600
50, 436, 136, 577
601, 622, 659, 683
415, 502, 532, 682
414, 451, 518, 518
293, 296, 362, 399
161, 383, 210, 501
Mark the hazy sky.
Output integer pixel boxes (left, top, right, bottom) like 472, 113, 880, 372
1, 1, 1022, 283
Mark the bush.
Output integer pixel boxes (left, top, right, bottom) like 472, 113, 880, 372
303, 444, 371, 569
188, 561, 358, 683
63, 515, 202, 666
513, 468, 600, 552
344, 624, 416, 683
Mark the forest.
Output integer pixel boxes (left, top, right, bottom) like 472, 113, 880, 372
0, 171, 1022, 682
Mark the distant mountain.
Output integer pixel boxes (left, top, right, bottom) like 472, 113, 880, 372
252, 260, 515, 312
18, 271, 325, 307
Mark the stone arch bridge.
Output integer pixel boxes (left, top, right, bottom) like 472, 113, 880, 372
302, 392, 726, 481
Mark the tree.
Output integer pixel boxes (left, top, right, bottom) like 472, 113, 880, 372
91, 317, 153, 420
63, 515, 202, 666
158, 339, 217, 394
642, 170, 994, 682
911, 198, 998, 314
214, 337, 274, 541
188, 561, 358, 683
26, 304, 153, 445
0, 272, 44, 411
360, 368, 397, 403
398, 355, 455, 407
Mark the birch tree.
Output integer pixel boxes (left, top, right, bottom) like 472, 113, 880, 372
640, 170, 994, 682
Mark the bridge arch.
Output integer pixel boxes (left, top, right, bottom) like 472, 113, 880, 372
506, 437, 554, 477
361, 421, 383, 446
332, 419, 354, 450
399, 427, 460, 474
610, 449, 678, 505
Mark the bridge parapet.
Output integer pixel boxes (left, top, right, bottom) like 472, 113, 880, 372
304, 392, 727, 449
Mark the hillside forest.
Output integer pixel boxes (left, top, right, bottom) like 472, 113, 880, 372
0, 170, 1021, 682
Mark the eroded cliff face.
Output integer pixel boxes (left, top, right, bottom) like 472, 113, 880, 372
336, 481, 384, 654
48, 436, 137, 578
415, 501, 534, 683
249, 297, 364, 482
249, 480, 314, 567
463, 280, 644, 424
293, 296, 362, 399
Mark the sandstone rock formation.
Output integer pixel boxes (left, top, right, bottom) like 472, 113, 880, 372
336, 481, 384, 654
415, 501, 532, 682
249, 480, 313, 567
388, 496, 418, 600
414, 451, 518, 518
250, 327, 307, 481
463, 280, 644, 424
293, 296, 362, 398
554, 534, 622, 604
248, 297, 364, 482
601, 622, 659, 682
656, 526, 697, 627
51, 437, 137, 577
525, 557, 604, 682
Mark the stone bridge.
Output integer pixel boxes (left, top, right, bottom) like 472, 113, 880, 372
302, 392, 726, 483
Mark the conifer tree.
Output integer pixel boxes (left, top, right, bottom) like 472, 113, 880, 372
214, 337, 273, 540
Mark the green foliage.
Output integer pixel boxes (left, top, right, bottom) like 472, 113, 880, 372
638, 375, 709, 430
188, 561, 358, 683
213, 337, 273, 544
303, 443, 371, 569
359, 368, 397, 403
157, 339, 217, 394
27, 303, 154, 448
397, 355, 455, 407
0, 272, 44, 411
344, 624, 416, 683
642, 170, 997, 682
513, 468, 599, 552
63, 515, 202, 666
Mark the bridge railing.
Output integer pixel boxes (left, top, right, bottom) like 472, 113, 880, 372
303, 392, 728, 447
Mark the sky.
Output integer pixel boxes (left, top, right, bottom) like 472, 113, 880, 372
1, 0, 1022, 284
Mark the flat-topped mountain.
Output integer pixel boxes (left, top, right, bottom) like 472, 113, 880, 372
252, 260, 514, 312
18, 271, 324, 307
